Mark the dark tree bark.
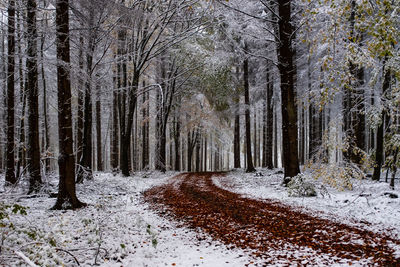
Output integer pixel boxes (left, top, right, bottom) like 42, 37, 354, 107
119, 74, 137, 177
244, 45, 256, 173
187, 128, 199, 172
26, 0, 42, 193
6, 0, 16, 185
273, 105, 278, 168
0, 29, 6, 172
253, 108, 257, 167
195, 132, 201, 172
53, 0, 85, 210
243, 44, 256, 172
111, 72, 119, 172
173, 104, 181, 171
299, 104, 305, 165
95, 81, 102, 171
265, 68, 274, 169
344, 0, 366, 165
234, 112, 241, 168
277, 0, 300, 183
372, 60, 390, 181
233, 65, 241, 169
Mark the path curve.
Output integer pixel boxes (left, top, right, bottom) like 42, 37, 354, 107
144, 172, 400, 265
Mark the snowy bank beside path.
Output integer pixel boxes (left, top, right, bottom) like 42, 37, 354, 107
0, 172, 256, 267
213, 169, 400, 239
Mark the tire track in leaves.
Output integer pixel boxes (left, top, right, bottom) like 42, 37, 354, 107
144, 172, 400, 265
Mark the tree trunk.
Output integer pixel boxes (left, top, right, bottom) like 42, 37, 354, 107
76, 34, 84, 173
16, 15, 26, 180
372, 60, 390, 181
142, 81, 149, 169
119, 74, 138, 177
173, 109, 181, 171
277, 0, 300, 183
95, 81, 102, 171
234, 112, 240, 168
273, 105, 278, 168
77, 22, 96, 181
253, 108, 257, 167
53, 0, 85, 210
26, 0, 42, 193
266, 69, 274, 169
243, 45, 256, 173
0, 28, 6, 172
195, 131, 201, 172
187, 131, 193, 172
345, 0, 366, 165
6, 0, 16, 185
40, 9, 50, 173
16, 88, 26, 180
111, 73, 119, 172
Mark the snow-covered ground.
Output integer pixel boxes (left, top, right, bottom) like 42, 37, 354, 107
0, 172, 258, 267
214, 169, 400, 239
1, 169, 400, 266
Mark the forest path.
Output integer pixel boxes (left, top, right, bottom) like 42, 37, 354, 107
143, 172, 400, 265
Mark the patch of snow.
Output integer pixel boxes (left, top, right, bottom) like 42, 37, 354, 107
0, 171, 258, 266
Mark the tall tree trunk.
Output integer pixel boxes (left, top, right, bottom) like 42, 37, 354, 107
195, 131, 201, 172
203, 135, 207, 171
253, 108, 258, 167
244, 45, 255, 173
372, 60, 390, 181
111, 72, 119, 172
187, 131, 192, 172
234, 112, 240, 168
234, 65, 241, 169
53, 0, 85, 210
6, 0, 16, 185
16, 91, 26, 180
0, 28, 6, 172
273, 105, 278, 168
344, 0, 366, 165
78, 21, 96, 182
262, 95, 267, 168
173, 108, 181, 171
40, 7, 50, 173
266, 69, 274, 169
119, 73, 137, 177
16, 13, 25, 180
76, 34, 84, 172
142, 81, 149, 169
277, 0, 300, 183
95, 81, 103, 171
27, 0, 42, 193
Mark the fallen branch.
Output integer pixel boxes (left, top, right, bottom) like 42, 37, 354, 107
55, 248, 80, 266
14, 251, 38, 267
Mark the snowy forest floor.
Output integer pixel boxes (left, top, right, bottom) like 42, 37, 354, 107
0, 169, 400, 266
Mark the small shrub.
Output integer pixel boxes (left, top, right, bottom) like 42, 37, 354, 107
287, 174, 317, 197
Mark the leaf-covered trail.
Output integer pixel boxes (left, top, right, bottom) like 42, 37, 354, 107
144, 172, 400, 265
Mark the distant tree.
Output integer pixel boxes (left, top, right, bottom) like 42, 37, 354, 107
244, 43, 256, 173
